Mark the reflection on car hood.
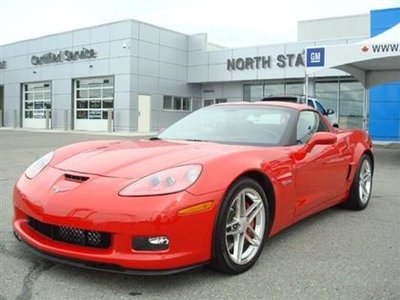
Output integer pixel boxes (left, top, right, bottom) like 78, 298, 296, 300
54, 139, 247, 179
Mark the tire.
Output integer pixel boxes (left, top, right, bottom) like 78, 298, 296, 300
342, 154, 373, 210
211, 177, 269, 274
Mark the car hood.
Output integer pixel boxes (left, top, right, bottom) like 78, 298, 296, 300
53, 139, 246, 179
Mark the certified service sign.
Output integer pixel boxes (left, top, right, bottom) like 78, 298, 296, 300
31, 48, 97, 66
306, 47, 325, 67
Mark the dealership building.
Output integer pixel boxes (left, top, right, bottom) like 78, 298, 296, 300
0, 7, 399, 140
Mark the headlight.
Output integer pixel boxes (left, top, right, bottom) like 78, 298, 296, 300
119, 165, 202, 196
25, 151, 54, 179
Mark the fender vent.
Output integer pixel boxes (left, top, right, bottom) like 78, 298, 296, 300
346, 165, 352, 180
64, 174, 89, 183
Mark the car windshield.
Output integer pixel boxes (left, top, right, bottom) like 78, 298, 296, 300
158, 105, 296, 146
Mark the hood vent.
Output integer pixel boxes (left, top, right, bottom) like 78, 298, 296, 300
64, 174, 89, 183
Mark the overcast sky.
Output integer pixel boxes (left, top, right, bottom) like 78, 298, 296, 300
1, 0, 399, 47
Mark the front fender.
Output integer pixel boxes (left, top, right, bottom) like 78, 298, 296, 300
350, 131, 373, 176
187, 148, 297, 236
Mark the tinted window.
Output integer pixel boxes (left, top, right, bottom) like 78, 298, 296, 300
315, 101, 327, 114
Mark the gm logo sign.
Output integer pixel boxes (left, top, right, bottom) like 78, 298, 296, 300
306, 48, 325, 67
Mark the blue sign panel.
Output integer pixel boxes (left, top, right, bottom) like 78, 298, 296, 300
306, 48, 325, 67
369, 7, 400, 141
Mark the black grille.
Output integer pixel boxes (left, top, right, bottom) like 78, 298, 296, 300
27, 217, 111, 249
64, 174, 89, 182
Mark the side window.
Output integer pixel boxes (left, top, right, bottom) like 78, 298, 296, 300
296, 111, 327, 144
307, 99, 315, 108
315, 101, 327, 114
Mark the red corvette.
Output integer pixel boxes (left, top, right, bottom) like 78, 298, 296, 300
13, 102, 373, 274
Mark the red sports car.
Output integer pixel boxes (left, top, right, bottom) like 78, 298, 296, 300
13, 102, 374, 275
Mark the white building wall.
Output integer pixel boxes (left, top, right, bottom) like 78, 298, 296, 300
0, 19, 201, 131
298, 14, 370, 41
187, 37, 364, 84
0, 21, 136, 130
132, 22, 200, 131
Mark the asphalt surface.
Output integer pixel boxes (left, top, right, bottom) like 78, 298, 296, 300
1, 129, 399, 300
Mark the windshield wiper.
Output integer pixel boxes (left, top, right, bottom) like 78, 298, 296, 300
150, 137, 207, 142
185, 139, 205, 142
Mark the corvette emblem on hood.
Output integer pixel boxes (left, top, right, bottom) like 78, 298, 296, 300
52, 185, 71, 194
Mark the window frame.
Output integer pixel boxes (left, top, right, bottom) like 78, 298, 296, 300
163, 95, 192, 112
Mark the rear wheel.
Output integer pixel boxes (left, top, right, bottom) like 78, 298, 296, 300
211, 177, 269, 274
342, 154, 373, 210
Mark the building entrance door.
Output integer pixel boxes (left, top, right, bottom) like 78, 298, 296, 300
138, 95, 151, 132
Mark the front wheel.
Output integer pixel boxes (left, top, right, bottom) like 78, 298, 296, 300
342, 154, 373, 210
211, 177, 269, 274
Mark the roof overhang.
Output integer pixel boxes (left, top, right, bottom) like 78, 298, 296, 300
305, 23, 400, 88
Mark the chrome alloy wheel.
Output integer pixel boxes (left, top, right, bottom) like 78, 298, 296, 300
225, 188, 266, 265
359, 159, 372, 204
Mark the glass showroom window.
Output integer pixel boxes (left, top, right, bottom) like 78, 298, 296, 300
203, 99, 215, 106
182, 97, 191, 111
74, 77, 114, 120
163, 96, 192, 111
203, 98, 227, 106
192, 97, 202, 110
23, 82, 51, 119
163, 96, 173, 110
216, 98, 227, 104
243, 85, 263, 101
264, 82, 284, 97
244, 81, 297, 101
315, 79, 339, 125
285, 82, 304, 95
339, 80, 363, 128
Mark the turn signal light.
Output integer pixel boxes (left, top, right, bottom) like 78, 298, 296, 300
178, 201, 213, 216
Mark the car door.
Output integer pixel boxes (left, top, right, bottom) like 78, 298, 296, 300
293, 110, 350, 217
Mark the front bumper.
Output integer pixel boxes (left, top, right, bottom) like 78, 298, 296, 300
13, 167, 224, 272
13, 231, 205, 275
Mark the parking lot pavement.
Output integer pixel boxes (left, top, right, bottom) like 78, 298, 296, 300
1, 129, 399, 300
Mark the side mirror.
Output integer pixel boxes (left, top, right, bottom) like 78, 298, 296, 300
308, 132, 337, 147
324, 108, 334, 116
295, 132, 337, 160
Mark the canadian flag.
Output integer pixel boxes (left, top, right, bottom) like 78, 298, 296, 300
361, 46, 369, 52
